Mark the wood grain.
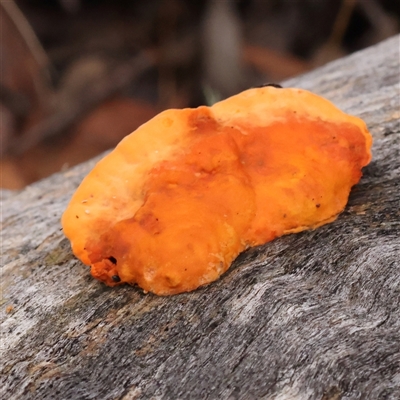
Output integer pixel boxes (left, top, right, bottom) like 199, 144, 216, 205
1, 35, 399, 400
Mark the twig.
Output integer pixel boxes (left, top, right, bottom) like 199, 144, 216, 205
9, 51, 156, 156
326, 0, 357, 48
1, 0, 50, 72
358, 0, 399, 42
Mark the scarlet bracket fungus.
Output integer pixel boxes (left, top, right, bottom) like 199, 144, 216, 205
62, 87, 372, 295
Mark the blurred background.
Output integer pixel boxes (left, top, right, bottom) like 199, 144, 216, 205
1, 0, 399, 190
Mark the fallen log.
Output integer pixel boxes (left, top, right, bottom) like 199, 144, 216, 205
1, 34, 399, 400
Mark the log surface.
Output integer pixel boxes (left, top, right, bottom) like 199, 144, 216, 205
1, 35, 400, 400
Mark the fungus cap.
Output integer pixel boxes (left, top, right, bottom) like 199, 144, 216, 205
62, 87, 372, 295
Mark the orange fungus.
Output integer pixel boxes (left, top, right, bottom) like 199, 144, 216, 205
62, 87, 372, 295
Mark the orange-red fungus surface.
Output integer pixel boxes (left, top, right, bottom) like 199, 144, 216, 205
62, 87, 372, 295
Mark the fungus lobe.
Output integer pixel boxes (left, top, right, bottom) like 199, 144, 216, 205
62, 87, 372, 295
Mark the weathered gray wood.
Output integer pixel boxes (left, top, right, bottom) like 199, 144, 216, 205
1, 35, 399, 400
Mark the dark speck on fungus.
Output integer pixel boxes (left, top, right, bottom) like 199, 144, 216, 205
254, 83, 283, 89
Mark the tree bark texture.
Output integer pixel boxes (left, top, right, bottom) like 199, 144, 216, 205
1, 35, 400, 400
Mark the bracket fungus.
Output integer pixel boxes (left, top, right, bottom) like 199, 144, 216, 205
62, 87, 372, 295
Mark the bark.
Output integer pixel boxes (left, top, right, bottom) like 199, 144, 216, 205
1, 35, 400, 400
